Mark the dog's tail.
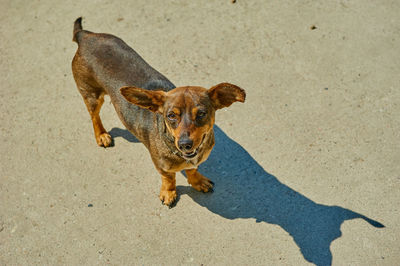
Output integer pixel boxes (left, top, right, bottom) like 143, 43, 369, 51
72, 17, 83, 43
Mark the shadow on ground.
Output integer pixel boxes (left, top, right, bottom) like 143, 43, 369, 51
115, 125, 384, 266
109, 127, 139, 143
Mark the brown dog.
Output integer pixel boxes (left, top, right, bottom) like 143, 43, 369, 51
71, 18, 245, 207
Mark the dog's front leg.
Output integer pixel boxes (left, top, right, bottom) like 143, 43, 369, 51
159, 171, 177, 207
186, 169, 214, 193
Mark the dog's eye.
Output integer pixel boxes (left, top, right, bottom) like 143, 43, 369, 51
167, 112, 176, 120
197, 111, 206, 119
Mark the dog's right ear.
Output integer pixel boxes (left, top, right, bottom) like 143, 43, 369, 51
120, 86, 166, 113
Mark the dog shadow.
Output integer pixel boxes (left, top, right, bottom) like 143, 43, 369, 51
113, 126, 384, 266
179, 125, 384, 266
109, 127, 140, 143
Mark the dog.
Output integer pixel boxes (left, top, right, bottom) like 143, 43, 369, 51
71, 17, 246, 207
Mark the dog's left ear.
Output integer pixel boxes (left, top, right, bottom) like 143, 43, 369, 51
120, 86, 166, 113
208, 83, 246, 110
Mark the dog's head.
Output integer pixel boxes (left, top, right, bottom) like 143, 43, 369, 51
120, 83, 245, 159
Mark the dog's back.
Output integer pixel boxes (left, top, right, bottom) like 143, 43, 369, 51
72, 18, 174, 145
72, 18, 174, 92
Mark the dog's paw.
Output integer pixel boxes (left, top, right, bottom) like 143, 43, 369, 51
159, 190, 177, 208
190, 175, 214, 193
96, 132, 112, 147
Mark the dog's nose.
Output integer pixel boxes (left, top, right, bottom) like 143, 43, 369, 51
178, 137, 193, 152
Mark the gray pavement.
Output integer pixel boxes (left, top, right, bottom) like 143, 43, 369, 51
1, 0, 399, 265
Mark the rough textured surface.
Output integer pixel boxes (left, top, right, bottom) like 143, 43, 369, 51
1, 0, 399, 265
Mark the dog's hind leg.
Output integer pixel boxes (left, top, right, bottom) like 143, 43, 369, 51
72, 53, 112, 148
78, 86, 112, 147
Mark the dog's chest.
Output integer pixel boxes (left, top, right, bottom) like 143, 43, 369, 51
182, 158, 202, 170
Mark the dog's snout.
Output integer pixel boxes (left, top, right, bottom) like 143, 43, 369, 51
178, 137, 193, 152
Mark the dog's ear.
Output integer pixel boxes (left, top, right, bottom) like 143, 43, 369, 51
120, 86, 166, 113
208, 83, 246, 110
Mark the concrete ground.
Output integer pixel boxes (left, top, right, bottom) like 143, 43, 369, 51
1, 0, 399, 265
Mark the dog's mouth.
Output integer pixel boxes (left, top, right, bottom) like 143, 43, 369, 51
182, 149, 199, 160
179, 134, 207, 160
